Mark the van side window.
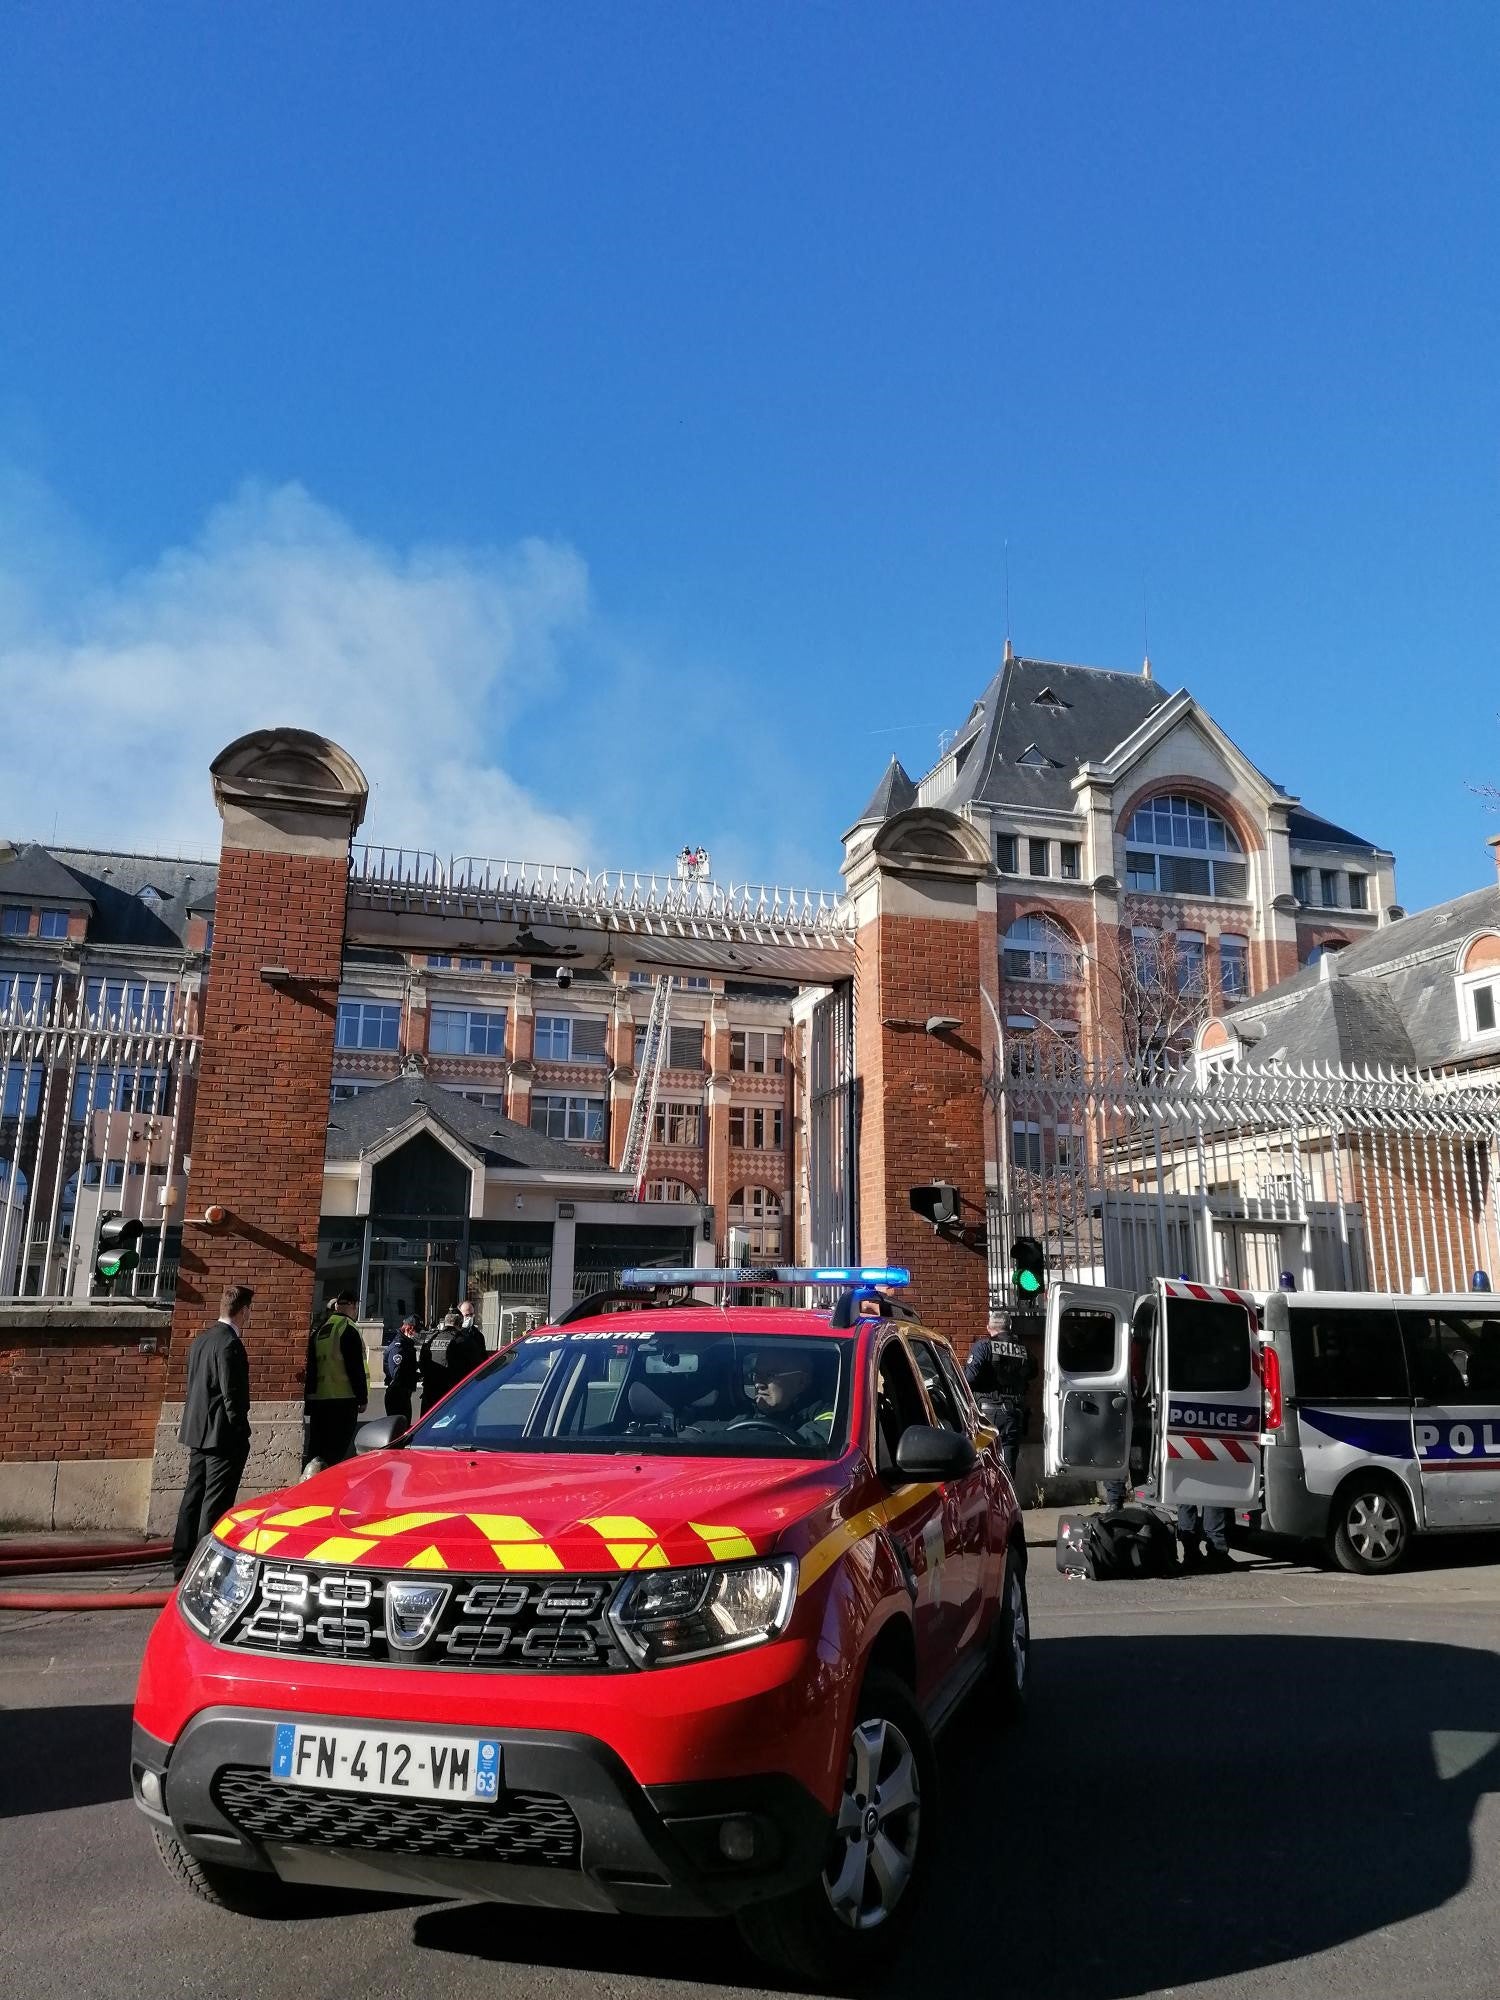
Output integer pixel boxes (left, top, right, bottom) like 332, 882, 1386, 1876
1058, 1308, 1116, 1374
1400, 1312, 1500, 1404
1166, 1301, 1251, 1392
874, 1341, 931, 1476
1289, 1307, 1409, 1402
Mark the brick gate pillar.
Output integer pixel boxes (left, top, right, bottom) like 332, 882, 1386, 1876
843, 807, 993, 1353
148, 730, 368, 1532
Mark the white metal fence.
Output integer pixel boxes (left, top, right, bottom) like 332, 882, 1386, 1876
1, 979, 201, 1303
986, 1055, 1500, 1307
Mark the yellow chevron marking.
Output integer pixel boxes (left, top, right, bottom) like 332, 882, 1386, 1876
690, 1522, 757, 1561
212, 1515, 237, 1539
490, 1543, 565, 1572
469, 1513, 547, 1543
361, 1511, 457, 1540
263, 1504, 336, 1529
229, 1505, 268, 1523
606, 1540, 671, 1570
305, 1535, 378, 1565
799, 1484, 941, 1592
239, 1527, 288, 1555
405, 1545, 449, 1570
583, 1514, 657, 1543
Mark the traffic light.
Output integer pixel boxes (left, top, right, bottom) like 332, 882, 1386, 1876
95, 1212, 145, 1289
1011, 1236, 1046, 1297
909, 1184, 960, 1233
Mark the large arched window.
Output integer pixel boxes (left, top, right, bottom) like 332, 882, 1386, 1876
1124, 795, 1247, 899
1002, 913, 1082, 984
643, 1178, 701, 1204
729, 1185, 783, 1257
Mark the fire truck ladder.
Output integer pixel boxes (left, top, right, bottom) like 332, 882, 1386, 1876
621, 976, 673, 1198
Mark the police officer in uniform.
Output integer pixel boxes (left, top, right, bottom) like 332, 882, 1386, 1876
304, 1289, 369, 1470
965, 1326, 1035, 1480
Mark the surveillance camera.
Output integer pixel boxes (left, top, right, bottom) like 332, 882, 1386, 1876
555, 965, 572, 990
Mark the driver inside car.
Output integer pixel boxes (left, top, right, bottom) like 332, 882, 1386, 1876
741, 1351, 836, 1445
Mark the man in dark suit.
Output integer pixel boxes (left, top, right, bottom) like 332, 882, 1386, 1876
171, 1283, 254, 1581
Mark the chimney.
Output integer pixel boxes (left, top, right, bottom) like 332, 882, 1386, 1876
1318, 948, 1341, 983
1003, 637, 1015, 664
1142, 653, 1153, 680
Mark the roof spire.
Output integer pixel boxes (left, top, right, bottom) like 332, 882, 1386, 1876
1003, 636, 1015, 664
1141, 576, 1151, 677
1141, 652, 1152, 679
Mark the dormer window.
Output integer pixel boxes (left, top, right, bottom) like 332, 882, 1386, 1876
138, 886, 165, 913
1456, 933, 1500, 1047
1016, 743, 1055, 769
1032, 687, 1069, 708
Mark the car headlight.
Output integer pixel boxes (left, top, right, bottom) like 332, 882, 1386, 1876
609, 1556, 797, 1668
178, 1538, 258, 1640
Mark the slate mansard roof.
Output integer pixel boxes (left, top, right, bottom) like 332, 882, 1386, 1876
1226, 881, 1500, 1073
852, 654, 1380, 851
325, 1073, 618, 1176
0, 842, 218, 950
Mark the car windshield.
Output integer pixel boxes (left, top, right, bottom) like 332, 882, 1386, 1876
406, 1327, 852, 1458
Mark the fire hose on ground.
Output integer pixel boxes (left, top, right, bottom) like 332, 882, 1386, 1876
0, 1538, 174, 1610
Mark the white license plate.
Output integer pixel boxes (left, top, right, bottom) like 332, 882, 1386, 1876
271, 1724, 501, 1802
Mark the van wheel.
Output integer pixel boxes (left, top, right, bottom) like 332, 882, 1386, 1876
1330, 1479, 1411, 1575
736, 1669, 936, 1983
152, 1829, 313, 1917
990, 1545, 1030, 1723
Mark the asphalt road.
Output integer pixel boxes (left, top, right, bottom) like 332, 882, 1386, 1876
4, 1530, 1500, 2000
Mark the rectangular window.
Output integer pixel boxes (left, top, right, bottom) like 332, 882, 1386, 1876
1213, 859, 1248, 898
1320, 869, 1342, 908
1219, 933, 1250, 1000
678, 976, 711, 992
427, 954, 452, 969
429, 1005, 507, 1056
447, 1087, 507, 1108
71, 1067, 170, 1121
1028, 839, 1050, 878
490, 959, 515, 974
530, 1093, 606, 1142
995, 834, 1018, 874
1174, 930, 1206, 995
459, 957, 484, 972
653, 1101, 704, 1145
1125, 851, 1159, 893
1, 908, 30, 937
730, 1106, 783, 1149
1347, 872, 1368, 911
1165, 1301, 1252, 1392
1010, 1122, 1042, 1172
1159, 854, 1211, 897
1291, 867, 1311, 904
1059, 842, 1081, 881
2, 1062, 44, 1118
85, 979, 170, 1029
1475, 985, 1497, 1035
336, 999, 400, 1050
204, 920, 214, 953
1288, 1306, 1408, 1401
38, 909, 69, 939
730, 1029, 784, 1074
534, 1014, 608, 1063
330, 1080, 372, 1102
1057, 1307, 1116, 1374
0, 973, 54, 1018
1399, 1311, 1500, 1405
668, 1024, 704, 1070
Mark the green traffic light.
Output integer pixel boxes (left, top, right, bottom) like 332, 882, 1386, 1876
1015, 1268, 1043, 1294
98, 1256, 122, 1279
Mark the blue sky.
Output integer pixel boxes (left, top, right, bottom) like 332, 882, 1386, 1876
1, 4, 1495, 906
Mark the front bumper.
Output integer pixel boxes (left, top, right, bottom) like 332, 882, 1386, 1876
132, 1709, 831, 1918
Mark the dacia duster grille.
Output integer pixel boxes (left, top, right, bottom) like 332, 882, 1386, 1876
213, 1768, 582, 1867
227, 1564, 631, 1671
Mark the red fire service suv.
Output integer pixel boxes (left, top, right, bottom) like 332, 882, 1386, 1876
132, 1268, 1029, 1980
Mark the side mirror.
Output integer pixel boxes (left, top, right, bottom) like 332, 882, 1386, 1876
894, 1423, 976, 1482
355, 1413, 408, 1454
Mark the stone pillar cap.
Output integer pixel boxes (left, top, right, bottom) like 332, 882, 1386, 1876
210, 727, 370, 852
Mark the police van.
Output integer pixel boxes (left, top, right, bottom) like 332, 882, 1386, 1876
1043, 1278, 1500, 1574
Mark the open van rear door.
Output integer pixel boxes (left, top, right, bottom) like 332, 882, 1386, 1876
1158, 1280, 1262, 1511
1044, 1283, 1137, 1479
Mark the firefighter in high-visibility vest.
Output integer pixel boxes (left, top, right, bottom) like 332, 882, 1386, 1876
303, 1289, 369, 1471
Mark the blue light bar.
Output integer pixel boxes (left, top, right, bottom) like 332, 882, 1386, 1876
617, 1266, 910, 1290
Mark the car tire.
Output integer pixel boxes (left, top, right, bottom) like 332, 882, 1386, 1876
990, 1544, 1030, 1724
1329, 1477, 1411, 1575
152, 1828, 313, 1918
736, 1668, 936, 1984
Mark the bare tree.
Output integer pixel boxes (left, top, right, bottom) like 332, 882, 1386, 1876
1092, 920, 1213, 1078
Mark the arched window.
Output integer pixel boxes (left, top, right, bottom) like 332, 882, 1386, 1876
1002, 914, 1081, 984
729, 1185, 783, 1257
1124, 795, 1247, 899
643, 1178, 701, 1204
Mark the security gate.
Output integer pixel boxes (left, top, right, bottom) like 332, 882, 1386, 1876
986, 1053, 1500, 1305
